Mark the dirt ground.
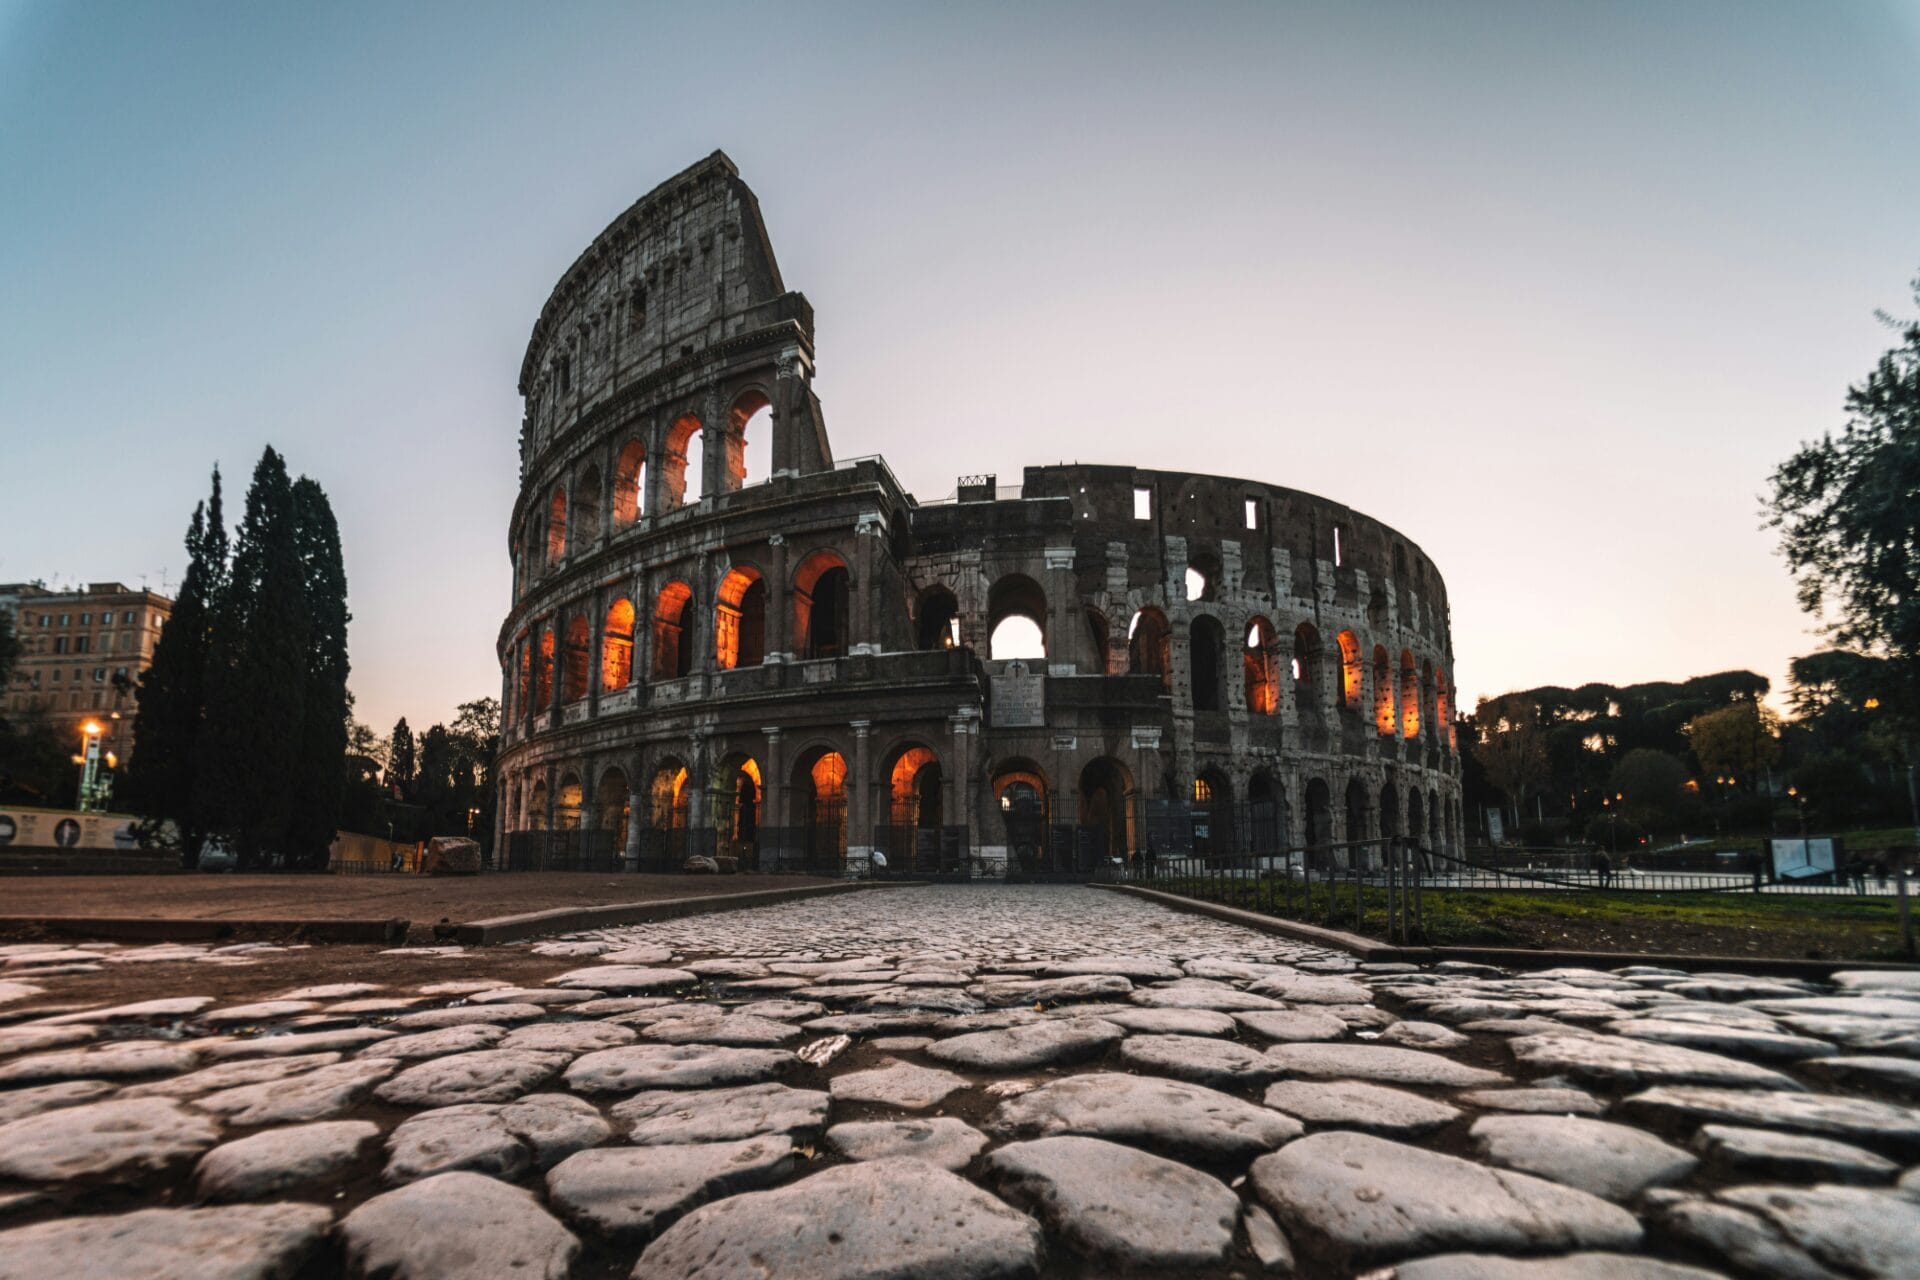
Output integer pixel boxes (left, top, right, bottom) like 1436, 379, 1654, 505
0, 872, 839, 928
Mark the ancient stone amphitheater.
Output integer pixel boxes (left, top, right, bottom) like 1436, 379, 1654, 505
497, 152, 1462, 876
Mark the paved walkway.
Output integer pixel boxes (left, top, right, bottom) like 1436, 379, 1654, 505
0, 884, 1916, 1278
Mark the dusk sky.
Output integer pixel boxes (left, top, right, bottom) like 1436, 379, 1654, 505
4, 2, 1917, 737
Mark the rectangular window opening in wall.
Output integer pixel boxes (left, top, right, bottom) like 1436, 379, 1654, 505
1244, 499, 1258, 530
1133, 487, 1151, 520
1334, 526, 1344, 567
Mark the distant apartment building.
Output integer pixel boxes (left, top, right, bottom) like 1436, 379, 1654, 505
1, 582, 174, 764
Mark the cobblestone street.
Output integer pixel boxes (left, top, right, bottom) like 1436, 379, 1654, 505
1, 884, 1917, 1278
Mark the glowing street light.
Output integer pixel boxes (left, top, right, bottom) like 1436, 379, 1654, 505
76, 720, 106, 813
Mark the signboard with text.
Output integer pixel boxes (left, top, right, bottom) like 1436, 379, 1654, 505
990, 660, 1046, 729
0, 808, 139, 852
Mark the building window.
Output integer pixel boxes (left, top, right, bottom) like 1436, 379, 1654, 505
74, 636, 89, 654
94, 668, 106, 682
53, 637, 67, 655
1333, 527, 1344, 567
123, 610, 135, 624
79, 612, 90, 625
59, 614, 69, 626
1244, 499, 1258, 529
1132, 487, 1151, 520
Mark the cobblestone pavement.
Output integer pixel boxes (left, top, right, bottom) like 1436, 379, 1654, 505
1, 884, 1918, 1278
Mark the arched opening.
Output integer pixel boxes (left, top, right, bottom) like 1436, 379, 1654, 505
1184, 567, 1209, 602
1292, 622, 1321, 714
1373, 645, 1394, 736
574, 465, 602, 548
515, 640, 531, 718
557, 773, 584, 831
1379, 781, 1400, 839
992, 761, 1049, 873
522, 514, 543, 586
545, 486, 568, 567
794, 748, 848, 866
535, 625, 555, 708
1243, 617, 1277, 714
1345, 777, 1370, 846
1407, 788, 1424, 844
1422, 659, 1437, 742
1128, 607, 1171, 691
916, 586, 960, 651
1400, 649, 1420, 738
711, 754, 761, 866
649, 761, 690, 838
1083, 606, 1110, 671
1248, 770, 1284, 854
602, 599, 635, 691
887, 745, 943, 829
715, 566, 767, 670
1305, 777, 1333, 850
1078, 756, 1135, 863
664, 414, 705, 509
528, 778, 548, 831
726, 391, 773, 493
987, 574, 1048, 661
793, 550, 851, 660
1337, 630, 1363, 709
1189, 616, 1225, 712
597, 767, 630, 848
612, 439, 645, 525
1368, 586, 1388, 630
652, 582, 694, 679
1436, 670, 1453, 751
1192, 769, 1234, 857
563, 615, 590, 703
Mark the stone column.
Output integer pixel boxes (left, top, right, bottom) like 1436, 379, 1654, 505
542, 761, 558, 834
625, 758, 646, 866
853, 512, 882, 655
761, 726, 787, 863
766, 535, 790, 661
580, 757, 598, 837
645, 417, 667, 518
848, 720, 874, 875
633, 573, 653, 685
586, 589, 604, 716
548, 616, 565, 718
1044, 544, 1076, 675
951, 708, 980, 861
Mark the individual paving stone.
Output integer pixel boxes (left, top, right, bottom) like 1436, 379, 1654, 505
1509, 1032, 1799, 1091
415, 979, 510, 995
868, 1034, 935, 1052
830, 1059, 968, 1110
1617, 1085, 1920, 1157
1468, 1115, 1697, 1201
682, 958, 768, 978
925, 1016, 1122, 1071
195, 1000, 321, 1026
1118, 1033, 1286, 1087
1692, 1124, 1899, 1184
855, 986, 984, 1014
0, 1096, 221, 1181
205, 1027, 395, 1058
894, 971, 975, 986
0, 1079, 117, 1124
1242, 1203, 1296, 1274
0, 1023, 96, 1055
0, 1040, 201, 1084
1184, 957, 1298, 981
529, 940, 611, 957
1380, 1020, 1471, 1050
826, 1117, 988, 1170
39, 996, 216, 1025
361, 1024, 507, 1060
373, 1049, 566, 1106
803, 1010, 947, 1036
197, 1057, 397, 1125
987, 1071, 1302, 1164
641, 1013, 803, 1047
1250, 1130, 1642, 1268
1099, 1006, 1237, 1037
340, 1171, 579, 1280
987, 1134, 1237, 1269
632, 1156, 1043, 1280
551, 965, 698, 992
1131, 982, 1284, 1011
1264, 1041, 1505, 1087
0, 1202, 332, 1280
277, 981, 383, 1000
1605, 1018, 1832, 1063
500, 1020, 637, 1054
469, 987, 603, 1006
497, 1093, 611, 1168
1745, 994, 1920, 1020
1658, 1183, 1920, 1280
384, 1106, 529, 1183
546, 1136, 794, 1242
0, 980, 44, 1005
386, 1002, 546, 1030
1327, 1004, 1399, 1030
972, 975, 1134, 1007
731, 998, 825, 1020
599, 945, 679, 964
1833, 969, 1920, 994
570, 996, 674, 1016
1388, 1252, 1727, 1279
123, 1052, 343, 1099
615, 1082, 829, 1145
1247, 974, 1372, 1004
1799, 1054, 1920, 1096
565, 1043, 798, 1093
1458, 1087, 1606, 1116
1039, 956, 1183, 981
1235, 1009, 1349, 1042
1262, 1080, 1460, 1136
193, 1119, 378, 1200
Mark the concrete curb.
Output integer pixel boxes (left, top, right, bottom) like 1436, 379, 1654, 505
453, 879, 911, 945
0, 916, 408, 944
1094, 883, 1920, 978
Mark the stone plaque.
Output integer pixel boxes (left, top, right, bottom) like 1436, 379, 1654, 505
990, 661, 1046, 728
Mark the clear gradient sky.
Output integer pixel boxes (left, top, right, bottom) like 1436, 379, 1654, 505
4, 2, 1918, 736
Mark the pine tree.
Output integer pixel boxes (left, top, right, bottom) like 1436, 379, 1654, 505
198, 447, 310, 868
125, 469, 228, 866
284, 477, 350, 869
388, 718, 416, 800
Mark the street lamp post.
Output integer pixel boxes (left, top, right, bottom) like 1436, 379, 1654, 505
75, 721, 104, 813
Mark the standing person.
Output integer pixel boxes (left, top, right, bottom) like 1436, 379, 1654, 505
1849, 859, 1869, 895
1593, 850, 1613, 889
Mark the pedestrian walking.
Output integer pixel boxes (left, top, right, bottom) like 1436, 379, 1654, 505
1593, 850, 1613, 889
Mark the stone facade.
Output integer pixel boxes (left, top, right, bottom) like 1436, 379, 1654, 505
3, 581, 173, 767
496, 152, 1462, 873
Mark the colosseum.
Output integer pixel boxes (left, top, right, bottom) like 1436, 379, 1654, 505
497, 151, 1463, 878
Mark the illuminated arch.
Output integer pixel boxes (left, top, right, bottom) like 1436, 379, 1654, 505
601, 598, 635, 691
651, 582, 694, 679
715, 565, 767, 669
545, 485, 568, 567
987, 574, 1047, 661
726, 389, 773, 493
1400, 648, 1420, 738
1372, 644, 1394, 735
793, 550, 851, 660
1128, 607, 1171, 690
612, 439, 645, 524
562, 614, 590, 703
663, 414, 705, 509
916, 586, 960, 651
1337, 630, 1363, 708
1243, 616, 1278, 715
1292, 622, 1322, 714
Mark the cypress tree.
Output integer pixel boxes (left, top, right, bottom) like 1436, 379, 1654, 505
388, 718, 416, 800
285, 477, 350, 869
125, 469, 227, 866
199, 447, 309, 868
